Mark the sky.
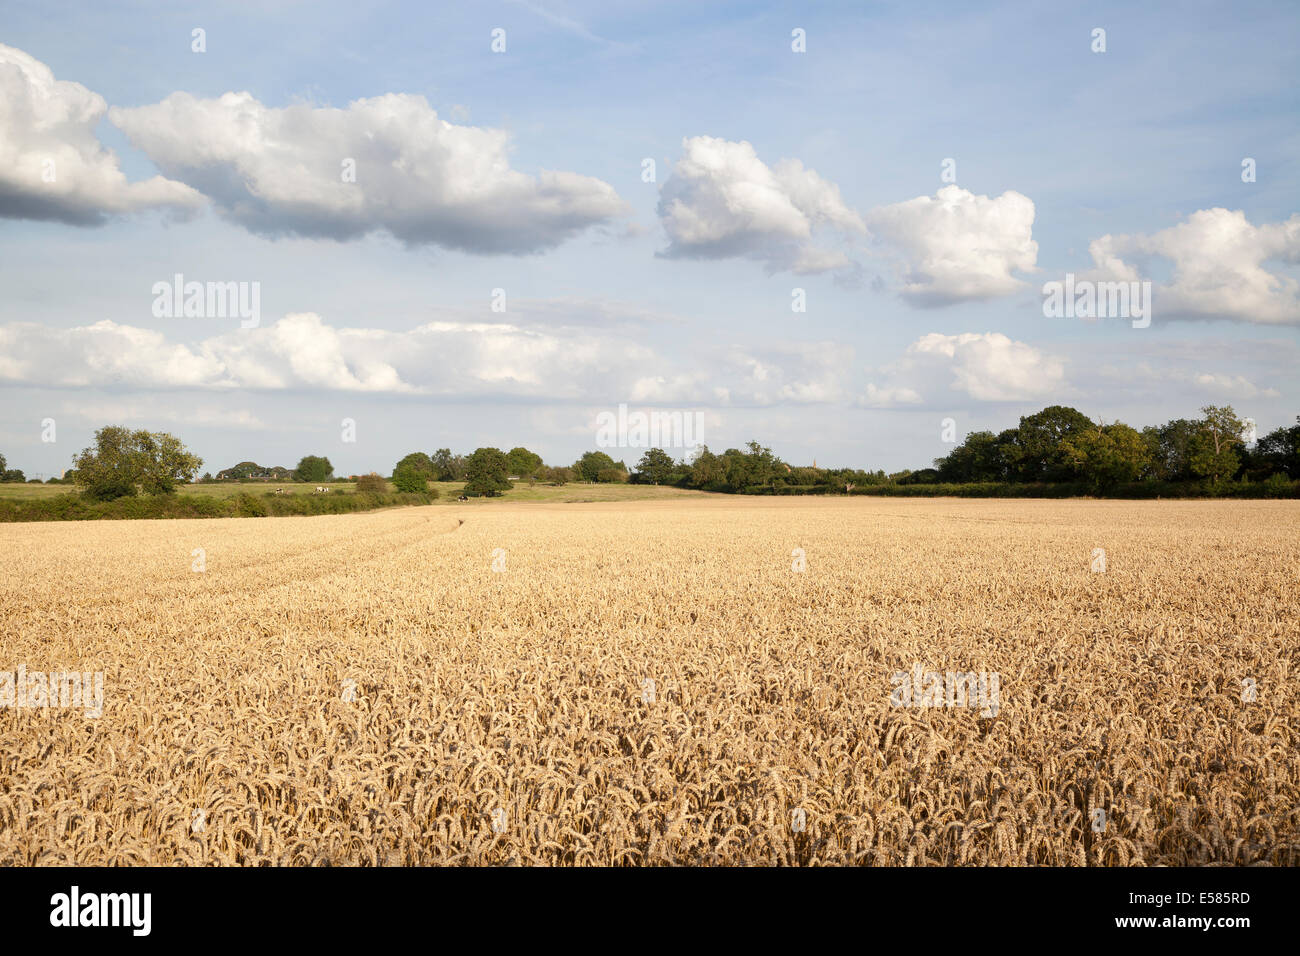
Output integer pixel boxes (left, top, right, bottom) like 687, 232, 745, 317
1, 0, 1297, 479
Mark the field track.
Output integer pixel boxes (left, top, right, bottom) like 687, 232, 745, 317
1, 498, 1297, 864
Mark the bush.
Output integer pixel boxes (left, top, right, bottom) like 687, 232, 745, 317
84, 479, 138, 501
355, 473, 389, 494
0, 488, 437, 522
540, 466, 573, 486
234, 493, 270, 517
1256, 473, 1297, 498
390, 465, 427, 494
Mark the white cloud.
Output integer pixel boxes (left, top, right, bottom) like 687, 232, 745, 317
721, 342, 856, 405
1085, 208, 1300, 324
657, 136, 865, 275
858, 383, 923, 408
0, 311, 675, 399
0, 44, 202, 224
1193, 372, 1281, 398
859, 332, 1065, 405
1102, 363, 1281, 400
57, 400, 269, 430
0, 310, 878, 413
108, 91, 628, 252
907, 332, 1064, 401
867, 185, 1038, 305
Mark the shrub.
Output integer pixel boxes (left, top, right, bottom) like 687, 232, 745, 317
234, 493, 269, 517
390, 465, 427, 494
1257, 473, 1297, 499
355, 473, 389, 494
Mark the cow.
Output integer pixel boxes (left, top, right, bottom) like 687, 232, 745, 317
457, 495, 469, 502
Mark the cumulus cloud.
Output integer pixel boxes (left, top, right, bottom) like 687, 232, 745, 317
858, 383, 923, 408
1085, 208, 1300, 324
657, 136, 865, 275
720, 342, 857, 405
0, 308, 880, 414
108, 91, 628, 252
860, 332, 1065, 405
1193, 371, 1281, 398
1091, 362, 1281, 400
57, 400, 270, 430
0, 311, 681, 399
867, 185, 1038, 305
908, 332, 1064, 401
0, 44, 202, 224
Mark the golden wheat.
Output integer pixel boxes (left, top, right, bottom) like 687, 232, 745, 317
0, 497, 1296, 865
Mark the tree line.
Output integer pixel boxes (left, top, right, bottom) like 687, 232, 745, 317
385, 448, 630, 496
615, 405, 1298, 496
4, 405, 1297, 501
925, 405, 1298, 493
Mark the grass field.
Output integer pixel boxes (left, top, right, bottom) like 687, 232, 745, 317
0, 480, 707, 504
1, 497, 1296, 865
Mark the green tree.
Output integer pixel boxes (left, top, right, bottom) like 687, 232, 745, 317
1059, 421, 1151, 490
1141, 419, 1201, 481
1013, 405, 1094, 481
73, 426, 202, 500
431, 448, 467, 481
688, 446, 724, 488
505, 447, 543, 478
294, 455, 334, 483
575, 450, 618, 482
540, 465, 574, 485
1253, 417, 1300, 479
73, 426, 139, 499
934, 430, 1008, 482
135, 431, 204, 494
1189, 405, 1246, 490
391, 463, 429, 493
743, 440, 781, 490
635, 448, 675, 485
217, 461, 262, 480
0, 451, 6, 474
394, 452, 435, 480
464, 447, 512, 497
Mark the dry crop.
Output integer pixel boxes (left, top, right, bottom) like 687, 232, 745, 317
0, 497, 1296, 865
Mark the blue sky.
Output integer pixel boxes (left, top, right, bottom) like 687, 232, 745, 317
2, 0, 1297, 478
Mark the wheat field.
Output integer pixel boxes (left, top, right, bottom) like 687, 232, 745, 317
0, 497, 1296, 865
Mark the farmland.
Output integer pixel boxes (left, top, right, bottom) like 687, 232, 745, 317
0, 497, 1296, 865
